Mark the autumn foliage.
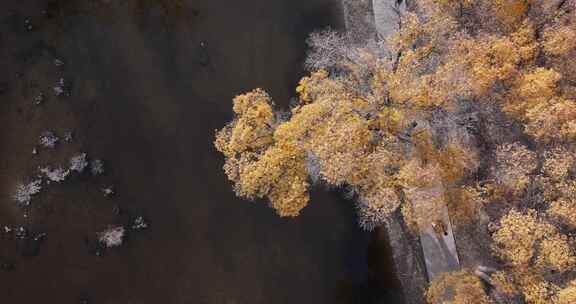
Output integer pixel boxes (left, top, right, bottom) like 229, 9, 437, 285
426, 270, 491, 304
215, 0, 576, 302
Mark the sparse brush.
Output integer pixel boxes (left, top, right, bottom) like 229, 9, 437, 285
69, 153, 89, 173
13, 180, 42, 205
97, 226, 125, 248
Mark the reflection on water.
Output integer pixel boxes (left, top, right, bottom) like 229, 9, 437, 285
0, 1, 400, 303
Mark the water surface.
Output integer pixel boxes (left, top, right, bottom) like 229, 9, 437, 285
0, 1, 399, 303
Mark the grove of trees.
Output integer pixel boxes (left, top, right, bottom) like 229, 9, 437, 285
215, 0, 576, 303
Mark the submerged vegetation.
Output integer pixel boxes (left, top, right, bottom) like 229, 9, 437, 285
216, 0, 576, 302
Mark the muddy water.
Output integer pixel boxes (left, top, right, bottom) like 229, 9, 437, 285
0, 1, 400, 303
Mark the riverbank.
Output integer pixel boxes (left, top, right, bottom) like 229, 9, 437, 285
338, 0, 428, 303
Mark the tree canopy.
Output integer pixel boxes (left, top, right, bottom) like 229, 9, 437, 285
215, 0, 576, 302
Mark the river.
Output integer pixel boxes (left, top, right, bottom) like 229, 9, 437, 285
0, 1, 401, 303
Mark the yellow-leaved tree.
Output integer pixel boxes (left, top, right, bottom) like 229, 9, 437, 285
216, 0, 576, 302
